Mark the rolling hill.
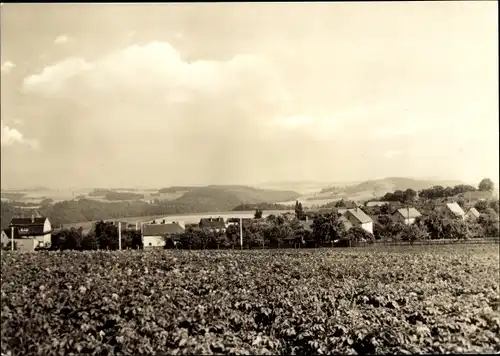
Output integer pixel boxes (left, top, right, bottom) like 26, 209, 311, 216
174, 186, 300, 210
293, 177, 468, 205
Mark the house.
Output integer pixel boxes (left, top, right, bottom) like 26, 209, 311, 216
199, 217, 226, 232
142, 221, 185, 248
392, 207, 422, 225
465, 207, 481, 221
7, 215, 52, 251
343, 208, 373, 234
442, 202, 466, 220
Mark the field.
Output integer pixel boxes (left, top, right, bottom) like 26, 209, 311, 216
1, 245, 499, 355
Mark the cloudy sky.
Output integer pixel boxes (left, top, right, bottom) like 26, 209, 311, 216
1, 2, 498, 189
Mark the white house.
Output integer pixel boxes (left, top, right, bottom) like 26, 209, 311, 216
142, 221, 185, 248
343, 208, 373, 234
465, 207, 481, 221
8, 215, 52, 251
393, 207, 422, 225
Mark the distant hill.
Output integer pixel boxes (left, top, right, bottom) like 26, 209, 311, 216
343, 177, 465, 194
303, 177, 467, 203
174, 186, 300, 210
255, 181, 347, 194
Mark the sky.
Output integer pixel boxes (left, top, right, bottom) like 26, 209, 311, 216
1, 2, 498, 189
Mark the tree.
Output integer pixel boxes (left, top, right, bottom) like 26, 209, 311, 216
62, 228, 82, 250
444, 220, 470, 240
254, 209, 263, 219
474, 200, 489, 213
478, 178, 494, 192
81, 233, 98, 250
489, 200, 500, 214
466, 221, 485, 238
401, 224, 429, 244
225, 224, 240, 247
311, 212, 346, 243
95, 221, 119, 250
344, 226, 375, 245
294, 201, 305, 221
387, 221, 406, 241
403, 189, 417, 203
418, 213, 446, 239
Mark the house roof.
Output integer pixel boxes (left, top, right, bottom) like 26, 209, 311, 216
142, 222, 184, 236
345, 208, 373, 224
445, 202, 465, 217
467, 207, 481, 218
199, 217, 225, 229
10, 217, 47, 226
395, 207, 422, 219
7, 216, 50, 237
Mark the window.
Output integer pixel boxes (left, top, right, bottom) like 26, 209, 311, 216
149, 243, 152, 246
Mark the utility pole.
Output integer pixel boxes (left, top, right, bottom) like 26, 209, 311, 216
118, 222, 122, 250
11, 226, 14, 251
239, 217, 243, 250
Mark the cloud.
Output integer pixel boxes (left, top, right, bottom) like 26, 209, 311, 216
18, 41, 292, 185
1, 60, 15, 74
1, 120, 39, 149
53, 35, 69, 45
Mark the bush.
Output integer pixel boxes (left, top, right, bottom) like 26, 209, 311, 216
401, 224, 429, 244
344, 226, 375, 244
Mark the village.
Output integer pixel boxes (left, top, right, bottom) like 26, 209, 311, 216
1, 199, 493, 252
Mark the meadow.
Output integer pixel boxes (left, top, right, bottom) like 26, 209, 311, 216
1, 244, 499, 355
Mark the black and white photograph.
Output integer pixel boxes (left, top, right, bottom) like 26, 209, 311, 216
1, 2, 499, 355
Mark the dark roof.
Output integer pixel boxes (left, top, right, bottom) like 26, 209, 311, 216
142, 223, 185, 236
10, 217, 47, 226
6, 216, 50, 236
199, 217, 225, 229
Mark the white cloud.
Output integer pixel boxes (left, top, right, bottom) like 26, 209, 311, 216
22, 42, 286, 113
53, 35, 69, 45
23, 58, 94, 96
1, 120, 38, 149
1, 60, 15, 74
19, 41, 289, 182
